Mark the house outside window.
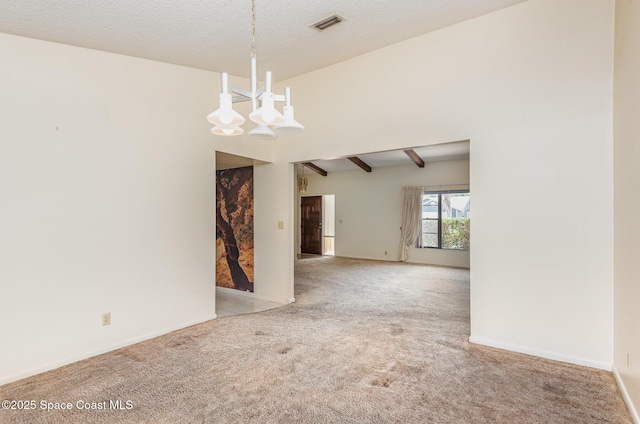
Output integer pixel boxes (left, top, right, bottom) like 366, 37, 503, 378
420, 191, 470, 250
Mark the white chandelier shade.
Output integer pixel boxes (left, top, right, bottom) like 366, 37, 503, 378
273, 87, 305, 134
247, 123, 276, 139
211, 125, 244, 136
206, 0, 303, 139
248, 71, 286, 126
206, 73, 246, 127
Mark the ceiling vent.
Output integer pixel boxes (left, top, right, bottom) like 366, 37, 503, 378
310, 14, 345, 31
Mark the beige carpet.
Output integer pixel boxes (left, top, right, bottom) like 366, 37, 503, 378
0, 257, 632, 423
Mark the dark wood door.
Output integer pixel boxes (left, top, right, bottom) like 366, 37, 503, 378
301, 196, 322, 255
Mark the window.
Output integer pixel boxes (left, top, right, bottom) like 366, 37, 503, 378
420, 191, 470, 250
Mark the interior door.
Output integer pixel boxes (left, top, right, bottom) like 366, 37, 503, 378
301, 196, 322, 255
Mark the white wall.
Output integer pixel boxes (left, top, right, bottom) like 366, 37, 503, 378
0, 33, 218, 384
614, 0, 640, 419
254, 161, 296, 303
297, 159, 470, 268
269, 0, 614, 368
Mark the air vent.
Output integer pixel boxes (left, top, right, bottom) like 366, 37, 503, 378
310, 14, 345, 31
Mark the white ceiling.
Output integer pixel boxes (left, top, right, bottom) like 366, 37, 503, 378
0, 0, 527, 80
306, 140, 470, 174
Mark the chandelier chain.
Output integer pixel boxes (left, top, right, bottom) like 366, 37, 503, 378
251, 0, 256, 59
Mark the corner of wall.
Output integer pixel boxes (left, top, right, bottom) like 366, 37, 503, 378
613, 366, 640, 423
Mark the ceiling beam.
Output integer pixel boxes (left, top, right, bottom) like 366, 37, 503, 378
302, 162, 328, 177
404, 149, 425, 168
347, 156, 372, 173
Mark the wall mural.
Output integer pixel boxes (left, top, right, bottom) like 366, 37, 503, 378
216, 166, 254, 292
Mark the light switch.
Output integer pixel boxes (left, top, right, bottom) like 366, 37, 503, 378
277, 221, 284, 230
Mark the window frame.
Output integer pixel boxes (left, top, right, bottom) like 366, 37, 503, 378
420, 189, 470, 251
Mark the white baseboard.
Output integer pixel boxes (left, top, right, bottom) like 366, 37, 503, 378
0, 313, 218, 387
334, 254, 469, 269
468, 336, 612, 370
613, 366, 640, 423
215, 286, 290, 304
335, 254, 399, 262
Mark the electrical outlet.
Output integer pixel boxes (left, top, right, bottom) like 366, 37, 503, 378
628, 352, 632, 369
102, 312, 111, 326
385, 251, 388, 255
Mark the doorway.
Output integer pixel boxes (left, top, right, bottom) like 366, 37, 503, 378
301, 196, 322, 255
300, 194, 336, 256
322, 194, 335, 255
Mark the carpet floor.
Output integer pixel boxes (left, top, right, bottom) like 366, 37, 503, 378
0, 256, 632, 423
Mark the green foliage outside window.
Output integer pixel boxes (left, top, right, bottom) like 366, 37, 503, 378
442, 218, 470, 250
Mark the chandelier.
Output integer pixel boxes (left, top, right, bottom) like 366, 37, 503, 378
207, 0, 304, 139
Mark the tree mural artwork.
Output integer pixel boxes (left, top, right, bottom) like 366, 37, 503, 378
216, 167, 254, 292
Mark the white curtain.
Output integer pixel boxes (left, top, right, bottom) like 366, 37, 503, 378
399, 186, 423, 261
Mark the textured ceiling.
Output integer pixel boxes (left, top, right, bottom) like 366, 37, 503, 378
0, 0, 528, 80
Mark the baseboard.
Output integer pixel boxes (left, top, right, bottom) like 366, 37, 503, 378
215, 286, 290, 304
0, 313, 218, 387
405, 260, 470, 270
335, 254, 399, 263
613, 366, 640, 423
468, 336, 612, 370
334, 254, 469, 269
